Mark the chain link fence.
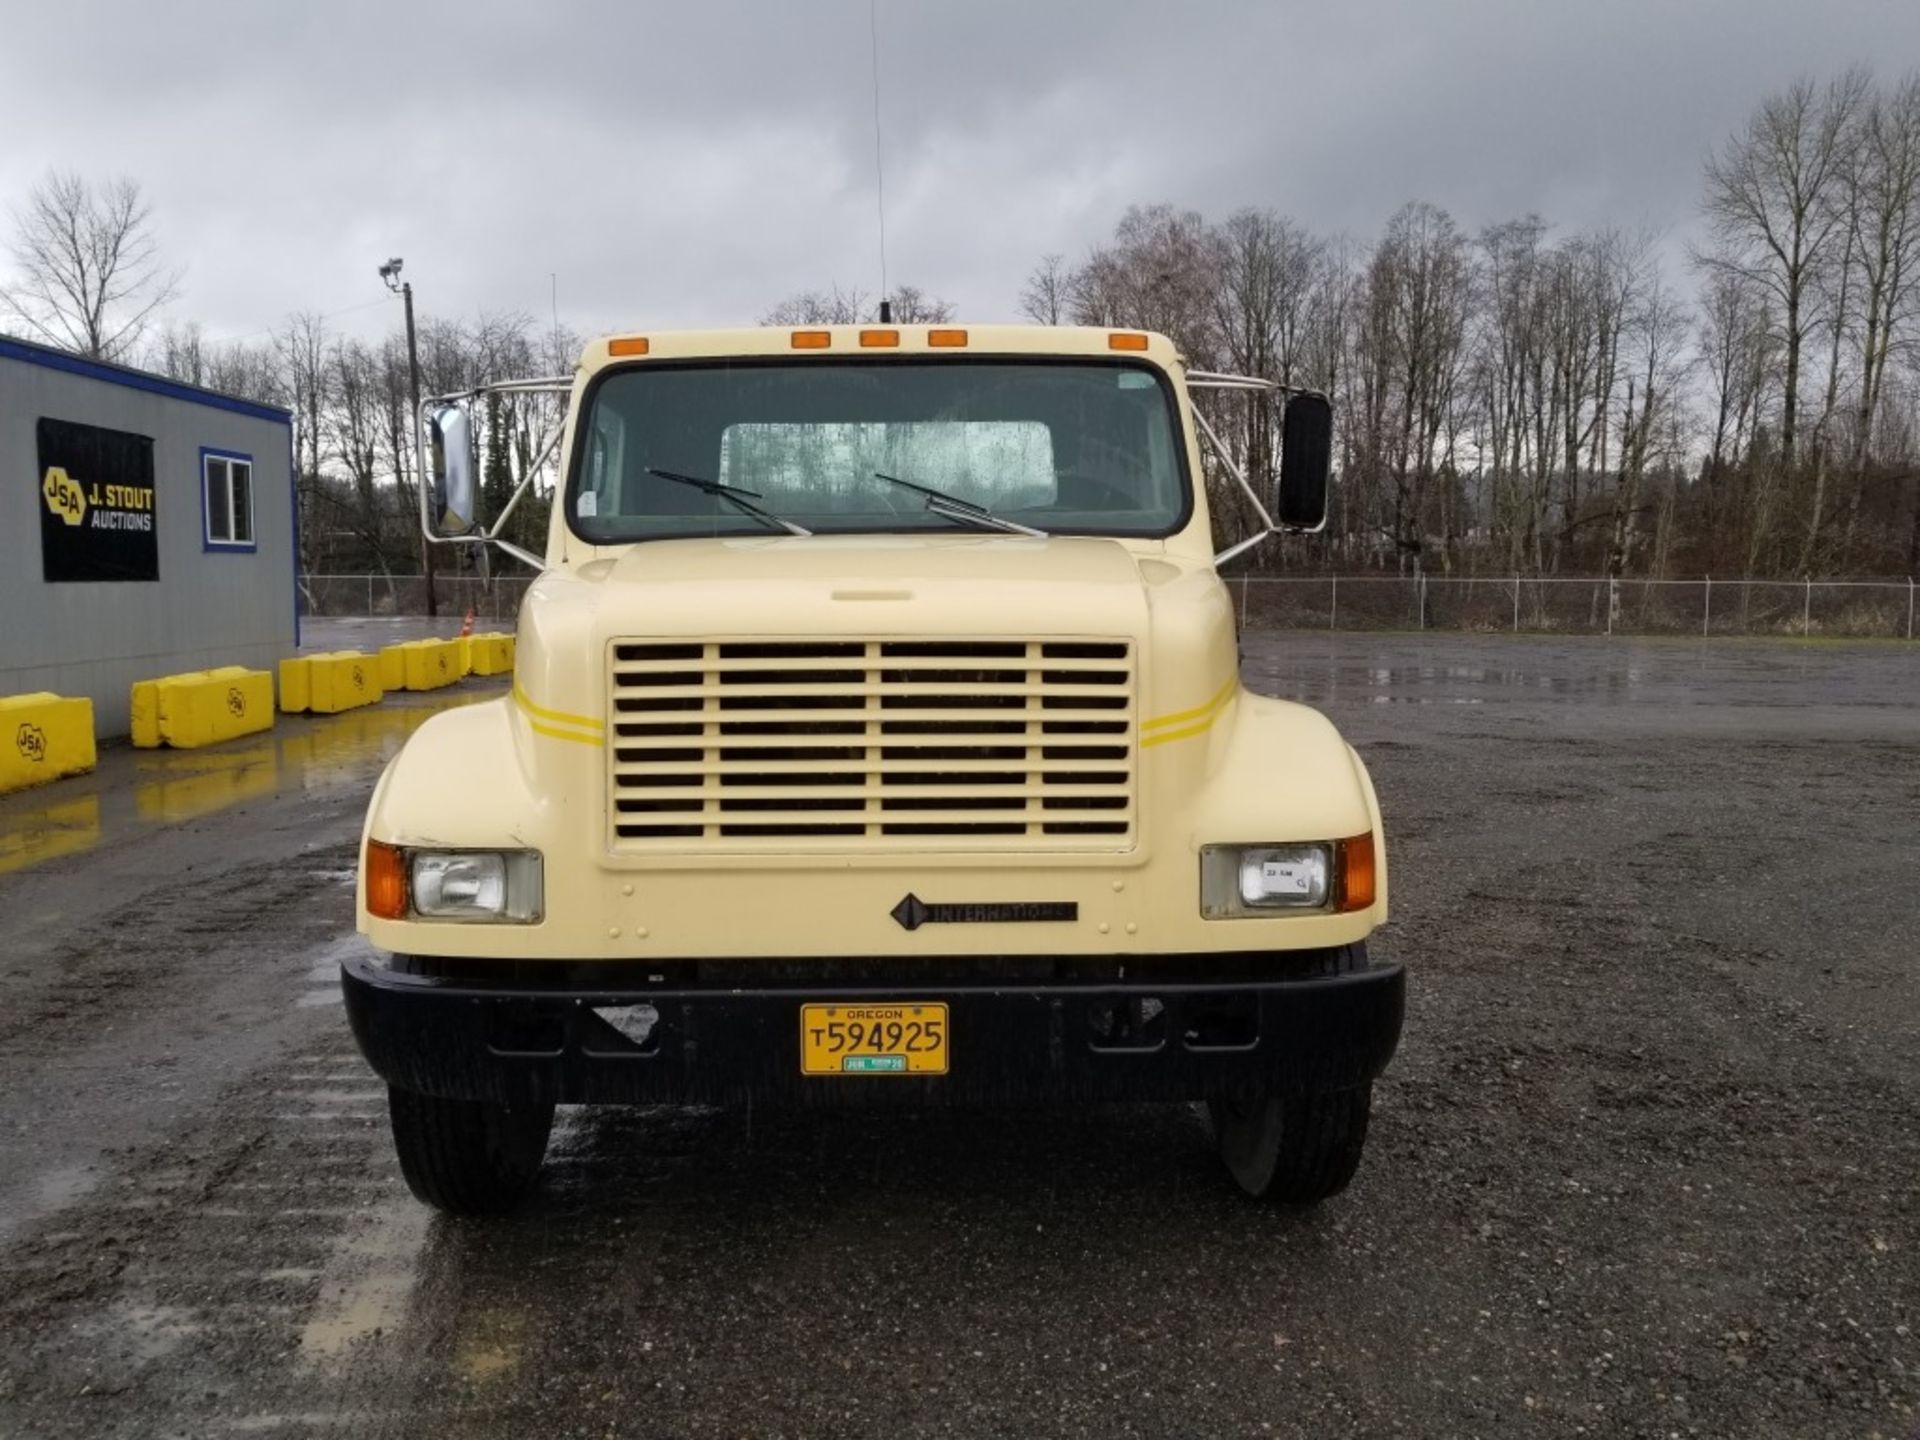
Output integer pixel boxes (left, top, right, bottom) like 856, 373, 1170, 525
1233, 575, 1919, 639
299, 574, 534, 622
299, 571, 1918, 640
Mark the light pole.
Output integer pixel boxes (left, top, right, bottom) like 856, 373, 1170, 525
380, 257, 436, 617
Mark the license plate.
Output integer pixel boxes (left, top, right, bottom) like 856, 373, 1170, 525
800, 1002, 948, 1076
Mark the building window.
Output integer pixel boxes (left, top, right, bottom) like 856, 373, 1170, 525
202, 449, 255, 550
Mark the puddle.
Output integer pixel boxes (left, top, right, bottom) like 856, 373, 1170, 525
0, 690, 499, 878
296, 934, 366, 1011
0, 794, 101, 876
298, 1199, 432, 1364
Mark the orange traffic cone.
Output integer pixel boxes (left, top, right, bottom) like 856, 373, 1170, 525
459, 606, 476, 638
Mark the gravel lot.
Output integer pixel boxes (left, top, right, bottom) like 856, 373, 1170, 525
0, 634, 1914, 1439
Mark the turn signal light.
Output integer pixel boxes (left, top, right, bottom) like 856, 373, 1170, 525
1108, 332, 1149, 351
365, 839, 409, 920
1334, 833, 1376, 913
859, 329, 900, 348
928, 329, 968, 347
791, 330, 832, 349
608, 336, 650, 356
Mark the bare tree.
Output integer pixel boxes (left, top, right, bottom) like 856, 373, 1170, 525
1701, 71, 1871, 477
1844, 73, 1920, 549
760, 285, 951, 326
1474, 217, 1550, 569
2, 171, 181, 360
1354, 202, 1475, 569
1019, 254, 1070, 324
1695, 268, 1776, 557
1607, 272, 1693, 581
761, 286, 866, 326
1067, 204, 1216, 359
884, 285, 955, 324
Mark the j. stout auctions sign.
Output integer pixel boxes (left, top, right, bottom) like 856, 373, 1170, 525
37, 417, 158, 582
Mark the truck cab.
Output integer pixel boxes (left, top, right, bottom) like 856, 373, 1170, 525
345, 324, 1403, 1214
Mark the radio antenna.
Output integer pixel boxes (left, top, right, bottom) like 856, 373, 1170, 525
868, 0, 891, 322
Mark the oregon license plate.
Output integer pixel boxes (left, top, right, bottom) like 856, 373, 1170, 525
800, 1003, 949, 1076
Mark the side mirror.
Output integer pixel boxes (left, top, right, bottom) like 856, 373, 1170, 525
427, 404, 479, 537
1275, 392, 1331, 531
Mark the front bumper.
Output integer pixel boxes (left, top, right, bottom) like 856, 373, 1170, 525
341, 949, 1405, 1107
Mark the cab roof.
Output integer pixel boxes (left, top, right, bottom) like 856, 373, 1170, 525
575, 324, 1182, 374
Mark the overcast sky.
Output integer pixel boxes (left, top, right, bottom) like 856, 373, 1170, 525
3, 0, 1917, 349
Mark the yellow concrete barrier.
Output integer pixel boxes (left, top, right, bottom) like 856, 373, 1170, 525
464, 632, 516, 677
278, 657, 312, 713
130, 667, 274, 749
309, 652, 384, 713
378, 645, 407, 693
1, 693, 97, 795
400, 638, 461, 692
282, 653, 383, 714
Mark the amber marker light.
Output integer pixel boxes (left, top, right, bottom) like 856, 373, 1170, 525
365, 839, 409, 920
859, 329, 900, 348
928, 329, 968, 347
608, 336, 650, 356
1108, 331, 1149, 351
791, 330, 832, 349
1335, 833, 1377, 913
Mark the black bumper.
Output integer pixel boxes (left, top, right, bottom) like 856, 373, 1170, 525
341, 951, 1405, 1107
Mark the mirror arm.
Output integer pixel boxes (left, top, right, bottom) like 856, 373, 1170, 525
1193, 402, 1280, 566
428, 377, 572, 403
416, 379, 573, 570
476, 535, 544, 569
1191, 404, 1277, 532
1213, 530, 1272, 567
484, 428, 563, 540
1185, 371, 1329, 402
417, 531, 544, 570
1184, 371, 1277, 394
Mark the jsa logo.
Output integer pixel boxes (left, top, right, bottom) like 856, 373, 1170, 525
41, 468, 86, 527
16, 723, 48, 763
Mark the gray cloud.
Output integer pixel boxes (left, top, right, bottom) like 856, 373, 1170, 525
3, 0, 1915, 345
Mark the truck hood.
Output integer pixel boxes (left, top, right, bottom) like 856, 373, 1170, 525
581, 534, 1155, 640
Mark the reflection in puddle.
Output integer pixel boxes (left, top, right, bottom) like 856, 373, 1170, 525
298, 1201, 432, 1365
0, 693, 498, 875
0, 794, 101, 875
1251, 661, 1654, 708
134, 743, 280, 824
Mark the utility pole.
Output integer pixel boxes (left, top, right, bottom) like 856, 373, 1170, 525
381, 257, 437, 616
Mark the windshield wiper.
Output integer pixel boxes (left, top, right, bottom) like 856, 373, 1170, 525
645, 468, 812, 537
872, 472, 1048, 538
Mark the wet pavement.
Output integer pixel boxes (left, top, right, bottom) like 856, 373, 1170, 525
298, 617, 497, 654
1, 634, 1916, 1438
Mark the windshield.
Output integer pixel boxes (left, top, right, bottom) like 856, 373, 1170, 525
567, 359, 1189, 542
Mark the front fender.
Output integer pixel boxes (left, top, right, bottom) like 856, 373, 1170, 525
1177, 693, 1389, 925
356, 697, 577, 944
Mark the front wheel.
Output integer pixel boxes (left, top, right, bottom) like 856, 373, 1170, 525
1208, 1084, 1373, 1204
387, 1086, 555, 1215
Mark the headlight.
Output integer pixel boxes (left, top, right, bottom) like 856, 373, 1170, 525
1199, 835, 1376, 918
1201, 843, 1329, 916
408, 850, 543, 922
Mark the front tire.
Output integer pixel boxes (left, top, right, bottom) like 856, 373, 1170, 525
387, 1086, 555, 1215
1209, 1085, 1372, 1204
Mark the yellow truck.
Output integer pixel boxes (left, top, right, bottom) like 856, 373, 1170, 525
346, 324, 1402, 1214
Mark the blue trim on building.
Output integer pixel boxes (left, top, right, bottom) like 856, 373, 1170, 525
0, 335, 292, 426
198, 446, 259, 553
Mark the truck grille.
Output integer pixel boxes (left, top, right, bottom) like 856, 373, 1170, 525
607, 638, 1136, 852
